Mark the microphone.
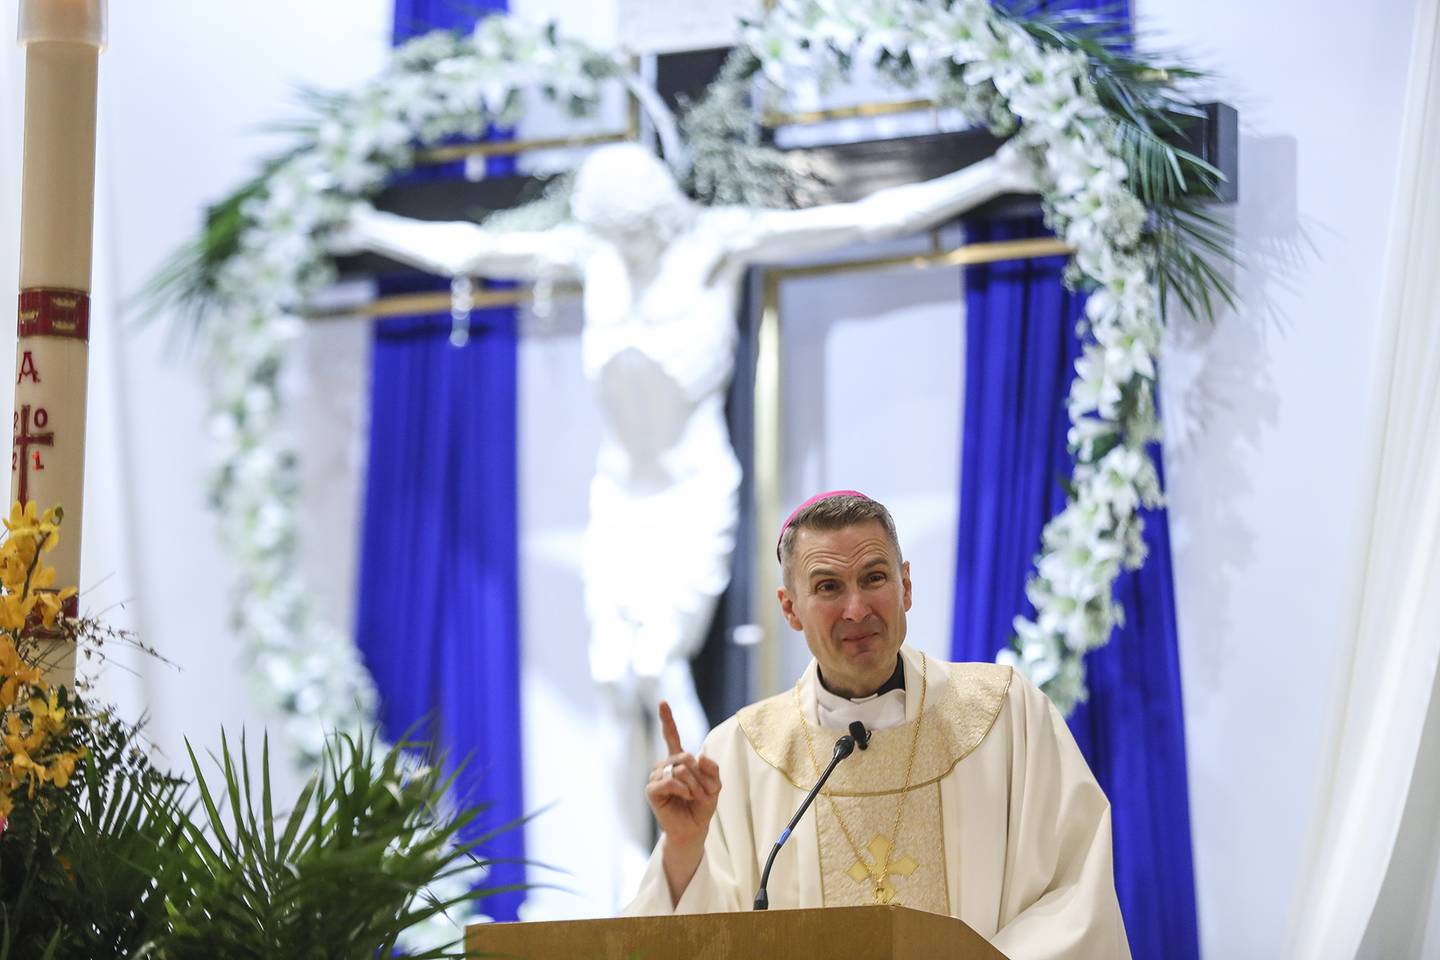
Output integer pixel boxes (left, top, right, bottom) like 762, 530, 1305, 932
753, 721, 870, 910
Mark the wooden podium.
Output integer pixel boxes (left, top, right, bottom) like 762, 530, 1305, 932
466, 905, 1010, 959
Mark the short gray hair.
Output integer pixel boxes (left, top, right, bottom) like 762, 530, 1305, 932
777, 494, 902, 585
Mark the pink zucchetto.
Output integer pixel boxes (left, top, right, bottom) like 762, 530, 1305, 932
776, 490, 870, 560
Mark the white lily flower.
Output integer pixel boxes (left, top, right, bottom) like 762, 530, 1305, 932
1085, 266, 1154, 330
961, 20, 1028, 88
1093, 320, 1157, 381
1036, 595, 1104, 651
1002, 618, 1063, 688
1067, 416, 1117, 462
1121, 517, 1150, 568
1092, 445, 1150, 516
928, 1, 989, 63
1069, 343, 1125, 419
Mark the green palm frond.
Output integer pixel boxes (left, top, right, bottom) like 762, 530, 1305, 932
148, 730, 509, 960
1005, 5, 1237, 322
1154, 199, 1239, 320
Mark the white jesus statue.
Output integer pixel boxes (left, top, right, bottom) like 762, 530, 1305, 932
335, 140, 1037, 904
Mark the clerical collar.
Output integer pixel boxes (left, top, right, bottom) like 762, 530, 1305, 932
814, 656, 907, 732
817, 656, 905, 702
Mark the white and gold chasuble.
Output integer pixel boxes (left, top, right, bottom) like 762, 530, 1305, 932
625, 646, 1132, 960
740, 656, 1007, 913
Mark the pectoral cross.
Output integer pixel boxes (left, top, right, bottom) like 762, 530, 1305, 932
847, 834, 919, 905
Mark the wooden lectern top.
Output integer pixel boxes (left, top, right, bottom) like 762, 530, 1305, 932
466, 904, 1010, 959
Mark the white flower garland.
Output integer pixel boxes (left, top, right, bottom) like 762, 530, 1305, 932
202, 19, 624, 760
199, 1, 1197, 772
746, 0, 1166, 712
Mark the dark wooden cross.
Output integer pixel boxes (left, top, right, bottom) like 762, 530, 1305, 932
12, 403, 53, 507
334, 47, 1236, 281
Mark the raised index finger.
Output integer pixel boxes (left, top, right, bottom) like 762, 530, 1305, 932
658, 700, 684, 755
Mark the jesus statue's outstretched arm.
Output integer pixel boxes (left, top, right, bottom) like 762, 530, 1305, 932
718, 146, 1038, 269
332, 204, 589, 280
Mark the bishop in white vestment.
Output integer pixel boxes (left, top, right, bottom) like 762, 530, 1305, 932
627, 492, 1131, 960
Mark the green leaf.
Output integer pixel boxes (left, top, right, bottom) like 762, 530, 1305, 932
135, 729, 523, 959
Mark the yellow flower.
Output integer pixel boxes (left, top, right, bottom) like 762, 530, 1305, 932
34, 586, 75, 629
29, 689, 65, 735
0, 597, 27, 633
0, 501, 67, 627
0, 602, 20, 632
4, 500, 38, 535
1, 675, 29, 710
6, 752, 36, 795
0, 502, 76, 792
44, 749, 81, 788
0, 549, 32, 595
0, 636, 24, 673
1, 501, 60, 581
0, 638, 42, 708
1, 557, 36, 593
4, 711, 45, 757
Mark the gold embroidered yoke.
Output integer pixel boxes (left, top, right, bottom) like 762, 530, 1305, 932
624, 646, 1133, 960
737, 654, 1010, 913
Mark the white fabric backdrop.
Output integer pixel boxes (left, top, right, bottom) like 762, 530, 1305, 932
1291, 0, 1440, 953
1138, 0, 1430, 952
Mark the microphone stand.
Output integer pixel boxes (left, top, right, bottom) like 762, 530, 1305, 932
753, 721, 870, 910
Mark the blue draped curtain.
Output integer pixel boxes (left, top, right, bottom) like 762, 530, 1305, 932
354, 0, 525, 922
948, 212, 1200, 959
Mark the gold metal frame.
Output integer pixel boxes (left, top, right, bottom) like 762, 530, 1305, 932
308, 284, 579, 321
762, 97, 937, 129
414, 130, 635, 165
750, 236, 1071, 695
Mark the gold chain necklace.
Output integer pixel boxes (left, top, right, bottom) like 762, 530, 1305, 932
795, 654, 928, 905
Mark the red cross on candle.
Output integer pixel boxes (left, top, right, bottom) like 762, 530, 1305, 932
12, 403, 53, 507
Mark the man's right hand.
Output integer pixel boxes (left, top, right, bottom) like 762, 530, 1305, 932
646, 700, 721, 904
